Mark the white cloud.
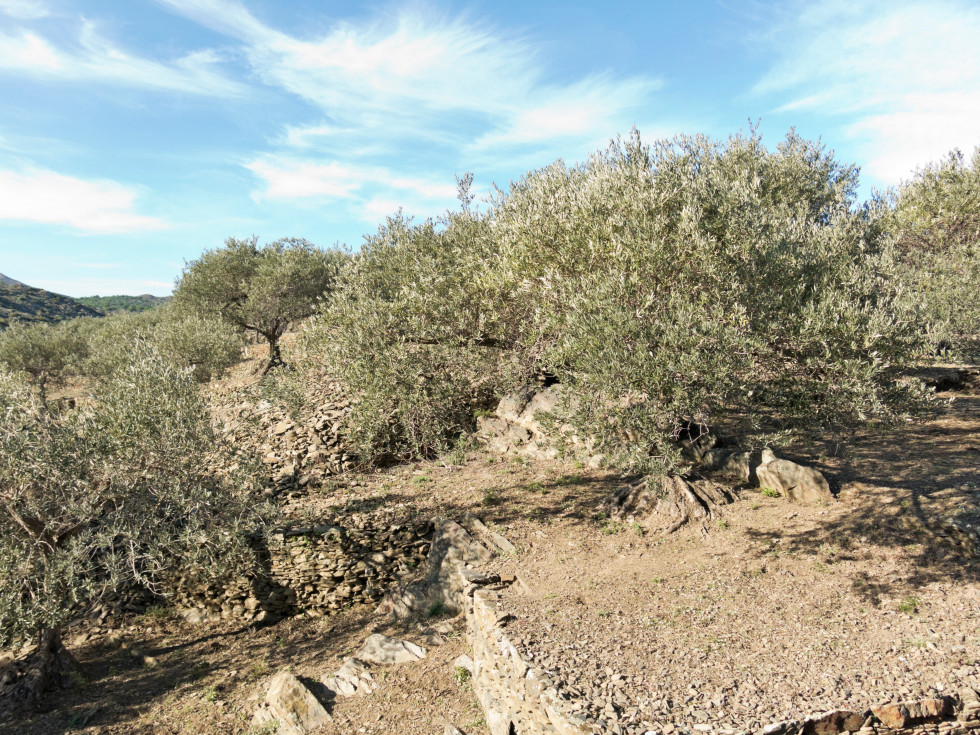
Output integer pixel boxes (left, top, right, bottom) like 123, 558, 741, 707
277, 123, 337, 148
0, 167, 169, 233
0, 0, 48, 20
756, 0, 980, 182
246, 155, 458, 203
158, 0, 656, 152
0, 21, 246, 96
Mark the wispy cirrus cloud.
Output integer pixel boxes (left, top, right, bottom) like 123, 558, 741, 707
0, 167, 169, 234
0, 0, 48, 19
156, 0, 659, 215
245, 154, 459, 222
755, 0, 980, 182
0, 19, 246, 96
157, 0, 658, 153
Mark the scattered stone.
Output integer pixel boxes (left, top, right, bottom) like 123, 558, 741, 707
803, 710, 865, 735
263, 671, 332, 733
321, 657, 374, 697
355, 633, 426, 665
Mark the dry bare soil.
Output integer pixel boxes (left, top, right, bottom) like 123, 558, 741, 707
3, 363, 979, 735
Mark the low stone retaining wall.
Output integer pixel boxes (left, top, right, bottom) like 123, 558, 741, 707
173, 519, 432, 623
434, 530, 980, 735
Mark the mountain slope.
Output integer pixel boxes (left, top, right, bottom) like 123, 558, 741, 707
75, 294, 170, 313
0, 279, 103, 329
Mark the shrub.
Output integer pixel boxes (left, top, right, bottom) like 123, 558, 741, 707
0, 319, 89, 403
307, 205, 516, 464
81, 305, 242, 382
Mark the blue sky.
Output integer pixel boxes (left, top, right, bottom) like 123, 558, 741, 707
1, 0, 978, 296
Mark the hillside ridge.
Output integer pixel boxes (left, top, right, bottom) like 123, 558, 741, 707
0, 279, 103, 330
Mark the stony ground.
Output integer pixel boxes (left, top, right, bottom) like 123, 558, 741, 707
1, 604, 489, 735
5, 355, 978, 734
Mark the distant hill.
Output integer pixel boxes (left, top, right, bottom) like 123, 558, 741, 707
75, 294, 170, 314
0, 275, 103, 330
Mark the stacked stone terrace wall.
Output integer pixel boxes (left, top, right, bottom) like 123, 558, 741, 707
425, 527, 980, 735
462, 583, 980, 735
173, 519, 432, 623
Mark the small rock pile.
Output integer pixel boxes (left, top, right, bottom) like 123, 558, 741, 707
476, 385, 602, 466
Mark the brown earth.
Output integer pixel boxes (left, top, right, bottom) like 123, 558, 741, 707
4, 351, 979, 735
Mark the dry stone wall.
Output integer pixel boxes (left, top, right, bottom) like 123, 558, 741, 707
463, 581, 980, 735
173, 518, 432, 623
422, 526, 980, 735
210, 375, 355, 497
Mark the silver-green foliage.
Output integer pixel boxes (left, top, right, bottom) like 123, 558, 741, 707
174, 236, 349, 369
312, 129, 926, 473
892, 147, 980, 356
81, 305, 244, 382
0, 320, 89, 402
308, 205, 517, 463
0, 346, 267, 646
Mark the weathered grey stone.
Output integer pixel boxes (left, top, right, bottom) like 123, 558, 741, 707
489, 531, 517, 555
355, 633, 426, 665
321, 657, 373, 697
265, 671, 331, 733
426, 519, 493, 588
757, 451, 832, 503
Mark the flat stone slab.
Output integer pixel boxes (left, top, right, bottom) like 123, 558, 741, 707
355, 633, 427, 665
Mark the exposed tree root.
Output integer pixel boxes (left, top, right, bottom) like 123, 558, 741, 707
607, 473, 739, 533
1, 628, 82, 708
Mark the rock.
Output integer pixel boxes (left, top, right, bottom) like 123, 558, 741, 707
870, 700, 950, 729
708, 450, 754, 485
454, 654, 475, 673
907, 697, 953, 721
425, 520, 493, 588
355, 633, 427, 665
180, 608, 208, 625
873, 703, 911, 729
756, 451, 833, 504
489, 531, 516, 555
322, 657, 374, 697
803, 710, 866, 735
445, 726, 466, 735
265, 670, 332, 733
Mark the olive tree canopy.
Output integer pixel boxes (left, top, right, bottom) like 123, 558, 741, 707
0, 346, 269, 702
174, 237, 348, 371
311, 128, 927, 474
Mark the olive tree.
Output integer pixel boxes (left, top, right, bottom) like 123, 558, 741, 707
0, 346, 269, 702
891, 147, 980, 356
312, 129, 926, 499
81, 306, 243, 382
309, 204, 517, 463
0, 320, 89, 404
174, 237, 348, 372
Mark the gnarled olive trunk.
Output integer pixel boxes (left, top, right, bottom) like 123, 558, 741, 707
3, 627, 82, 705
